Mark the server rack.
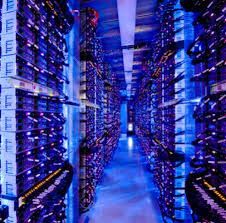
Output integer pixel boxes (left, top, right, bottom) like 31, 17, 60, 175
79, 8, 120, 213
0, 0, 74, 222
181, 0, 226, 222
134, 0, 195, 221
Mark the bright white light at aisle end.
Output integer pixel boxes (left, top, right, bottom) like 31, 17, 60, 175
128, 123, 133, 131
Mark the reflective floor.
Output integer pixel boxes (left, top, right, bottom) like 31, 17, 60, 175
79, 136, 163, 223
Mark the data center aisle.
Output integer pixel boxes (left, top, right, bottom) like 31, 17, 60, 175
79, 137, 163, 223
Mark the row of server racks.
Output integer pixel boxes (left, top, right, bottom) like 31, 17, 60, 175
0, 1, 122, 222
134, 0, 225, 222
79, 8, 121, 213
0, 0, 76, 222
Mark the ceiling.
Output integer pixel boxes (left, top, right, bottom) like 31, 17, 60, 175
81, 0, 159, 96
117, 0, 137, 98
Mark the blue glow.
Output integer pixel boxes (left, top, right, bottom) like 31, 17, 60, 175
128, 137, 133, 149
120, 102, 128, 134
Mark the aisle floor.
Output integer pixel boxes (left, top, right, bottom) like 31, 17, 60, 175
79, 136, 163, 223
